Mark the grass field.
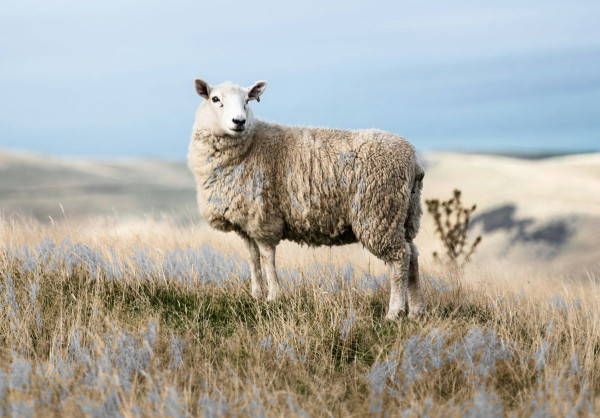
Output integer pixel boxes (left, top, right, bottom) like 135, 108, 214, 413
1, 216, 599, 416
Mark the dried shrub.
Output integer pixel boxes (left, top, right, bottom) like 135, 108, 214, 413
425, 189, 482, 266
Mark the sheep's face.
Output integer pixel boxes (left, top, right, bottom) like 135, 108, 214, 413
194, 79, 267, 137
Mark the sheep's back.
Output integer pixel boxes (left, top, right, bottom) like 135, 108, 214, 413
259, 124, 416, 247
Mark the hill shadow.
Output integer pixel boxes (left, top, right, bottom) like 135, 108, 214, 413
471, 204, 572, 250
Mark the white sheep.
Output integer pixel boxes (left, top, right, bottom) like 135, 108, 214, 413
188, 79, 425, 319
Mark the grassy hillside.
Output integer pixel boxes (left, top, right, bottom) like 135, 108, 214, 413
0, 218, 599, 415
0, 149, 197, 221
2, 148, 599, 275
1, 148, 599, 413
418, 152, 600, 276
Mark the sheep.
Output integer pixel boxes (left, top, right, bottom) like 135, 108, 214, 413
188, 79, 425, 319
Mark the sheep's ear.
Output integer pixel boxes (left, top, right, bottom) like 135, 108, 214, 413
247, 80, 267, 102
194, 79, 211, 99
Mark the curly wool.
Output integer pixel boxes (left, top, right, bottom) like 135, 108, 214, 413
188, 119, 423, 263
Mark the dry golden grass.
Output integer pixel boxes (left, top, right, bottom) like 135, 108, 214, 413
0, 215, 599, 416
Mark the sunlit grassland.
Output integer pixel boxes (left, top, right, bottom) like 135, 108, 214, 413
1, 216, 599, 416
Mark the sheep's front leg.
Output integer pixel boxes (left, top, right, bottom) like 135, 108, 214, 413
256, 242, 281, 301
385, 243, 411, 320
240, 235, 264, 299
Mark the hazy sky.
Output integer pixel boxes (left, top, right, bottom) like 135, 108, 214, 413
1, 0, 599, 157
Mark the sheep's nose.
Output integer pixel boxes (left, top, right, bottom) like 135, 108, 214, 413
232, 118, 246, 126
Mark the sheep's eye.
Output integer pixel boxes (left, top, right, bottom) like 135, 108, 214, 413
211, 96, 220, 103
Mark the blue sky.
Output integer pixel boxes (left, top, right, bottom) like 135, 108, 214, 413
1, 0, 599, 157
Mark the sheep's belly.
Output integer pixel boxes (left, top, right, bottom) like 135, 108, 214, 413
282, 223, 357, 246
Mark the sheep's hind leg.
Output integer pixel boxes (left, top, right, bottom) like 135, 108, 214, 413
407, 242, 425, 318
256, 242, 282, 301
240, 234, 264, 299
385, 243, 411, 320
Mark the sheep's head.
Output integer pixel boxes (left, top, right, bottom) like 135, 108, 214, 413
193, 79, 267, 138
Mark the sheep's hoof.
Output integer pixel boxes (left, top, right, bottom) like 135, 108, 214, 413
251, 288, 265, 300
266, 291, 280, 302
408, 307, 426, 319
385, 310, 406, 321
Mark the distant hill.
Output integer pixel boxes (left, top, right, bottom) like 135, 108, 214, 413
417, 152, 600, 275
1, 148, 599, 275
444, 150, 599, 160
0, 149, 197, 221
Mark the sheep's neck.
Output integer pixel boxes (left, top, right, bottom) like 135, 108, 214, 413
192, 129, 254, 164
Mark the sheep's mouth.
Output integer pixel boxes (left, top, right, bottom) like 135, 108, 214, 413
230, 127, 245, 133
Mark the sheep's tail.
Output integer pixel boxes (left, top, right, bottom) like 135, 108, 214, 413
405, 161, 424, 241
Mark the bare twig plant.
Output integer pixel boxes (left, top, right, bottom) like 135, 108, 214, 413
425, 189, 482, 266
